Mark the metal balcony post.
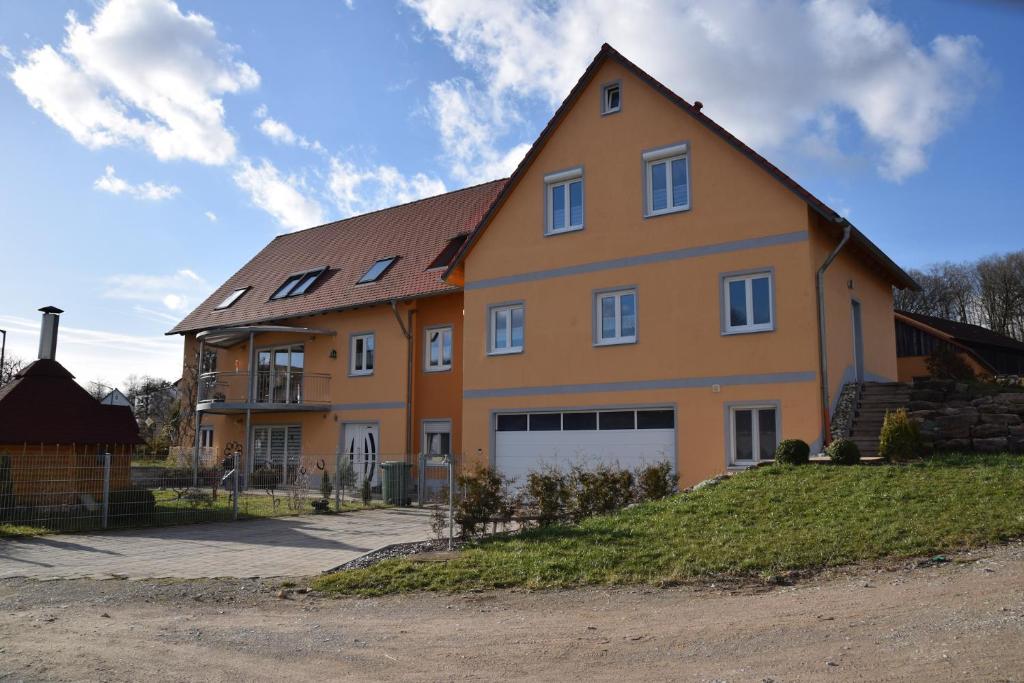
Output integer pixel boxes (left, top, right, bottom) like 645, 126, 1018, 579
192, 338, 205, 488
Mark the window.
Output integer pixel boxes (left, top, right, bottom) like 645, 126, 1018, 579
724, 272, 773, 334
643, 143, 690, 216
271, 268, 325, 300
255, 344, 305, 403
637, 410, 674, 429
350, 333, 375, 376
425, 326, 453, 372
496, 414, 528, 431
545, 168, 583, 235
529, 413, 562, 431
357, 257, 398, 284
730, 406, 778, 464
595, 289, 637, 345
599, 411, 635, 430
563, 412, 598, 430
199, 426, 214, 449
427, 235, 468, 270
215, 287, 249, 310
495, 409, 672, 432
489, 303, 524, 354
601, 82, 621, 114
423, 420, 451, 456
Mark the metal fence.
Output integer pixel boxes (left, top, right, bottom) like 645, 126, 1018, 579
1, 447, 457, 534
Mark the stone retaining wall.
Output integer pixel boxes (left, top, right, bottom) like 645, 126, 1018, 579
907, 379, 1024, 453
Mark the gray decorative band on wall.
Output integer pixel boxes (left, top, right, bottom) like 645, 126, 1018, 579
330, 401, 406, 411
465, 230, 809, 291
464, 371, 817, 400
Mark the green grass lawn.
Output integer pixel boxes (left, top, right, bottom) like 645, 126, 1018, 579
314, 453, 1024, 597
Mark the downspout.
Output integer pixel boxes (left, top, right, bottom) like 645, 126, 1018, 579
390, 300, 416, 465
816, 222, 851, 447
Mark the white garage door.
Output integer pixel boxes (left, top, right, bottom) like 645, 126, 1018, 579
494, 408, 675, 485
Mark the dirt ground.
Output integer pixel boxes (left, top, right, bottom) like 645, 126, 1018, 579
1, 543, 1022, 682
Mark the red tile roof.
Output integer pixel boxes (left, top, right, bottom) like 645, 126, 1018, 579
169, 180, 506, 334
0, 359, 143, 445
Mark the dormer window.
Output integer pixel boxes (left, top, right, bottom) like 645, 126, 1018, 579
601, 82, 621, 115
215, 287, 249, 310
357, 256, 398, 284
270, 267, 326, 300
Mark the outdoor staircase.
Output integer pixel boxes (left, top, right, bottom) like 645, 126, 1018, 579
847, 382, 912, 456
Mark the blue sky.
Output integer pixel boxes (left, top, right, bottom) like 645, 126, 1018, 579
0, 0, 1021, 388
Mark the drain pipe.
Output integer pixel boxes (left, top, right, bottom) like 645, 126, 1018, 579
816, 223, 851, 446
390, 300, 416, 465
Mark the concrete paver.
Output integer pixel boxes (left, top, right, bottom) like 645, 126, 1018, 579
0, 508, 434, 579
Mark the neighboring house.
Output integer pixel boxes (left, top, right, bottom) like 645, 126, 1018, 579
895, 310, 1024, 381
170, 44, 916, 489
0, 307, 142, 506
100, 388, 132, 408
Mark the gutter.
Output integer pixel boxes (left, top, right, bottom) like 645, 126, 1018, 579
816, 222, 851, 446
390, 300, 415, 465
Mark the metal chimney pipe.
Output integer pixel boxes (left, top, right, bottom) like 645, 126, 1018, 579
38, 306, 64, 360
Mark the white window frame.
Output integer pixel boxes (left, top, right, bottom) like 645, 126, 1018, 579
643, 143, 690, 217
350, 333, 375, 376
424, 325, 453, 372
601, 82, 621, 114
489, 303, 524, 355
199, 425, 214, 449
544, 167, 584, 235
594, 288, 637, 346
723, 272, 774, 334
729, 405, 778, 465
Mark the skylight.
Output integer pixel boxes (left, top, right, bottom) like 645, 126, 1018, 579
357, 257, 398, 284
271, 268, 326, 300
215, 287, 249, 310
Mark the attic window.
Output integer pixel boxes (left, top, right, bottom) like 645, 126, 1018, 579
215, 287, 249, 310
427, 235, 468, 270
601, 82, 621, 115
270, 267, 326, 300
357, 257, 398, 284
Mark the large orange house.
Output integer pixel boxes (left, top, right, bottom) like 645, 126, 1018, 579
170, 45, 916, 489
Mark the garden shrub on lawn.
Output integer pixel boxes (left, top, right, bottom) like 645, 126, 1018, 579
880, 408, 923, 463
525, 467, 572, 526
774, 439, 811, 465
635, 462, 677, 501
455, 467, 514, 537
570, 464, 634, 521
827, 438, 861, 465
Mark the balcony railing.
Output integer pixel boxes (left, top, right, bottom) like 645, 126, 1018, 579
197, 371, 331, 406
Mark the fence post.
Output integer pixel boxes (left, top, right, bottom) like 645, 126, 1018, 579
101, 451, 111, 530
232, 448, 240, 520
334, 451, 340, 512
447, 453, 454, 551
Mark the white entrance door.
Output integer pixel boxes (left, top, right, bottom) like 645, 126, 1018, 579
343, 423, 380, 488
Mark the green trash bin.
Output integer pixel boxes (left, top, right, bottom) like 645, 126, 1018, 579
380, 461, 412, 506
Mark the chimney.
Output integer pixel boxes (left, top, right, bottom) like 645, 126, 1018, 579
693, 101, 704, 112
38, 306, 64, 360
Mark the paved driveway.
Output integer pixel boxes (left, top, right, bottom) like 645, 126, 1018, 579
0, 508, 434, 580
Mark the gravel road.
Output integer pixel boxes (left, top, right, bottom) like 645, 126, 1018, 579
1, 542, 1022, 682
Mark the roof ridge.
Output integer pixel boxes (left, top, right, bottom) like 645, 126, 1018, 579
274, 177, 508, 240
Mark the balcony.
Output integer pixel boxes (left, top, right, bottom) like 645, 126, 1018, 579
197, 370, 331, 413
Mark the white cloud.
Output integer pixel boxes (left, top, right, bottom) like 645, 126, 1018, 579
102, 268, 210, 312
233, 158, 326, 230
94, 165, 180, 200
8, 0, 259, 165
327, 157, 446, 217
0, 314, 184, 387
0, 45, 13, 61
406, 0, 987, 181
204, 211, 217, 222
255, 108, 325, 152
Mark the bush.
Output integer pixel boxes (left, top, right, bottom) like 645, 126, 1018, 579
570, 465, 634, 520
455, 467, 513, 537
826, 438, 861, 465
774, 439, 811, 465
635, 462, 677, 501
879, 408, 923, 463
319, 470, 333, 500
361, 477, 372, 506
926, 343, 975, 381
107, 487, 156, 518
524, 467, 572, 526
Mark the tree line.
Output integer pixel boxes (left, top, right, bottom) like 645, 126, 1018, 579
895, 251, 1024, 343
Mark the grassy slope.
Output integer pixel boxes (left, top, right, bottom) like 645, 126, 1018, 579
315, 454, 1024, 596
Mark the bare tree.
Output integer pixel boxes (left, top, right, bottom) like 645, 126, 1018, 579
0, 354, 26, 388
86, 380, 113, 400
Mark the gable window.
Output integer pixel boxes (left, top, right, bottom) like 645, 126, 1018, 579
595, 288, 637, 345
489, 303, 524, 355
601, 82, 621, 114
350, 333, 375, 376
643, 143, 690, 216
271, 268, 325, 300
544, 168, 583, 235
357, 257, 398, 284
425, 326, 453, 372
723, 271, 774, 334
730, 405, 778, 465
215, 287, 249, 310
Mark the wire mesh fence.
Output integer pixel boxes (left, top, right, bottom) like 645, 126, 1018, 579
0, 446, 457, 534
